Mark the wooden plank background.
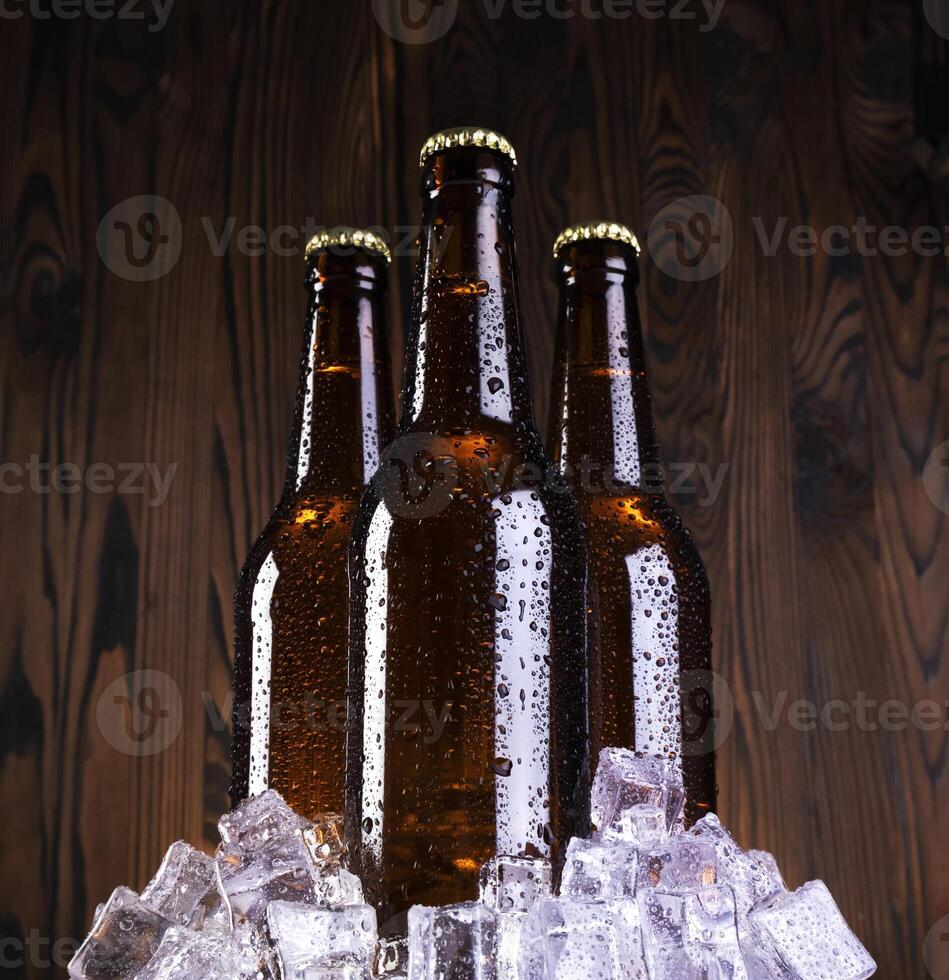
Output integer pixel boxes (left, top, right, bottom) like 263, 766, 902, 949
1, 0, 946, 974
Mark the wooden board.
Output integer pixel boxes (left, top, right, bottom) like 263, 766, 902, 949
0, 1, 945, 974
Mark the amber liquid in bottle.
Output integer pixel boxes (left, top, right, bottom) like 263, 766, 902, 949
547, 233, 716, 826
231, 240, 394, 819
346, 139, 590, 934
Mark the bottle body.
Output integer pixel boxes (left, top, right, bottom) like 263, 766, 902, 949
231, 243, 394, 819
345, 141, 589, 934
548, 234, 716, 826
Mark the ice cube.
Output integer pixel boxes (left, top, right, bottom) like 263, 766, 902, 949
477, 857, 551, 978
749, 880, 876, 979
560, 838, 638, 902
521, 896, 647, 979
267, 900, 377, 978
479, 856, 552, 913
636, 837, 717, 893
303, 813, 347, 867
639, 886, 747, 979
602, 803, 668, 849
314, 866, 365, 907
292, 969, 371, 980
590, 749, 685, 839
68, 887, 171, 979
746, 850, 787, 894
407, 901, 497, 979
218, 789, 309, 851
494, 911, 527, 980
142, 842, 229, 932
231, 919, 278, 979
216, 832, 319, 926
687, 815, 783, 915
133, 926, 235, 979
374, 936, 408, 975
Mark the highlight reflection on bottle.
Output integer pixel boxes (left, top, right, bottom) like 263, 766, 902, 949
345, 129, 590, 933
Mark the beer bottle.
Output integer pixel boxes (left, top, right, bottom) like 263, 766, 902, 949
547, 222, 716, 826
231, 229, 395, 819
345, 129, 589, 931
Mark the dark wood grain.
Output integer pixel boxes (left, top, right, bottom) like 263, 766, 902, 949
0, 1, 946, 975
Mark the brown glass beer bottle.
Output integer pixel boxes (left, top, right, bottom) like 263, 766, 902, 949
547, 222, 716, 827
231, 229, 395, 819
345, 129, 590, 932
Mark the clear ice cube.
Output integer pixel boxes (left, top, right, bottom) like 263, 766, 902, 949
521, 896, 647, 979
142, 841, 229, 932
133, 926, 235, 979
216, 832, 318, 926
687, 815, 784, 915
479, 855, 552, 913
314, 866, 365, 907
302, 813, 348, 867
636, 836, 717, 893
749, 880, 876, 979
639, 886, 747, 979
68, 887, 171, 979
374, 936, 409, 975
231, 918, 278, 979
292, 969, 371, 980
408, 901, 497, 980
746, 850, 787, 894
590, 749, 685, 839
218, 789, 309, 851
267, 900, 377, 978
602, 803, 668, 849
560, 838, 638, 902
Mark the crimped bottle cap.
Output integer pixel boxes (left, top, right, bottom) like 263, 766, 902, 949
419, 127, 517, 167
553, 221, 641, 259
305, 227, 391, 263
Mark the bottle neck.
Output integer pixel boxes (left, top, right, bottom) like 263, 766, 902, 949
286, 255, 393, 496
400, 150, 538, 437
548, 243, 662, 495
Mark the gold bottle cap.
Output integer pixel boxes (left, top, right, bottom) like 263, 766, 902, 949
419, 127, 518, 167
553, 221, 641, 258
305, 227, 392, 263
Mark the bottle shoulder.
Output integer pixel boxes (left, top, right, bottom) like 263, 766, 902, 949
237, 494, 360, 589
579, 490, 706, 564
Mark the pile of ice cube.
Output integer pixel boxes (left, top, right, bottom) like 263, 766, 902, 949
69, 748, 876, 979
